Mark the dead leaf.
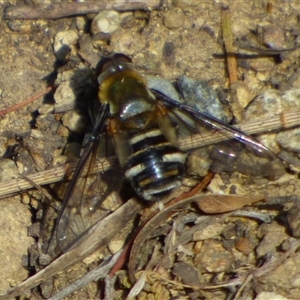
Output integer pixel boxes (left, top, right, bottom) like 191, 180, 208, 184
195, 195, 264, 213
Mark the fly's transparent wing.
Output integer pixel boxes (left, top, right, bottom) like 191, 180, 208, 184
56, 104, 125, 252
152, 89, 285, 179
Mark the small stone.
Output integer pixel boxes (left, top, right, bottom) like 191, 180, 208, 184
40, 277, 54, 299
256, 71, 271, 82
61, 110, 87, 134
177, 76, 232, 123
91, 11, 120, 35
276, 128, 300, 154
193, 17, 205, 30
53, 81, 76, 112
0, 159, 18, 181
193, 223, 226, 241
146, 75, 180, 102
286, 200, 300, 237
76, 16, 87, 32
54, 67, 94, 113
172, 262, 200, 286
291, 273, 300, 288
27, 222, 41, 238
21, 194, 30, 205
255, 292, 289, 300
257, 23, 286, 49
7, 20, 32, 33
30, 198, 39, 210
39, 253, 52, 266
0, 115, 9, 131
30, 129, 43, 139
38, 104, 54, 115
256, 223, 289, 257
235, 237, 254, 255
0, 199, 33, 292
56, 124, 69, 139
164, 10, 184, 29
229, 80, 251, 122
244, 88, 300, 153
194, 239, 234, 273
110, 29, 143, 55
53, 30, 79, 60
108, 239, 124, 254
248, 57, 274, 72
194, 241, 203, 254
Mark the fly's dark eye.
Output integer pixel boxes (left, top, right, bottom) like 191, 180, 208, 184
95, 57, 114, 77
97, 53, 134, 84
113, 53, 132, 63
95, 53, 132, 77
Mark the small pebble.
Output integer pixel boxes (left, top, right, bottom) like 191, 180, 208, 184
257, 23, 286, 49
229, 80, 251, 122
56, 124, 69, 139
61, 110, 87, 134
255, 292, 289, 300
286, 200, 300, 237
193, 223, 226, 241
276, 128, 300, 154
0, 199, 33, 291
53, 81, 76, 112
194, 239, 234, 272
146, 75, 180, 102
108, 239, 124, 254
172, 262, 200, 286
38, 254, 52, 266
235, 237, 254, 255
30, 129, 43, 139
53, 30, 79, 60
291, 273, 300, 288
256, 223, 289, 257
38, 104, 54, 115
177, 76, 232, 123
163, 10, 184, 30
91, 11, 120, 35
244, 88, 300, 153
0, 159, 18, 181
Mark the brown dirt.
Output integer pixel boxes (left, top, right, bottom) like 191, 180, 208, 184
1, 1, 300, 300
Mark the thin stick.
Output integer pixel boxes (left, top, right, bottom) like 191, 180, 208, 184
0, 86, 53, 117
4, 1, 162, 20
221, 6, 238, 84
0, 199, 141, 300
48, 251, 122, 300
0, 110, 299, 199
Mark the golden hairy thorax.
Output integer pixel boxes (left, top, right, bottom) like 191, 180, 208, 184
98, 69, 154, 111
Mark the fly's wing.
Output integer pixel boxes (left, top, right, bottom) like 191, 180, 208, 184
56, 104, 125, 252
151, 89, 285, 179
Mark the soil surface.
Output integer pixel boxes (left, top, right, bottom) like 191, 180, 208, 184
1, 1, 300, 300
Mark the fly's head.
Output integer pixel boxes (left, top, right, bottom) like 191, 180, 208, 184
97, 53, 154, 120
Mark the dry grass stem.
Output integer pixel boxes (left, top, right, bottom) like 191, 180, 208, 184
0, 110, 299, 199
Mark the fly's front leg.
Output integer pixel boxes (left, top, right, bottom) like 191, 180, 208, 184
107, 118, 131, 168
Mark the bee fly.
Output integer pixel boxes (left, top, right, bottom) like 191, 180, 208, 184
98, 54, 187, 201
56, 53, 285, 251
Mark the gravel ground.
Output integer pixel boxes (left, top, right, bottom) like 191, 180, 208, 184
1, 1, 300, 299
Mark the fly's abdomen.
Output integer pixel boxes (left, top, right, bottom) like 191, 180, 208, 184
125, 129, 186, 201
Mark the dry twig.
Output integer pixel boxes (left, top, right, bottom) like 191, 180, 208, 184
4, 1, 162, 20
47, 251, 122, 300
0, 86, 53, 117
0, 110, 299, 199
221, 6, 238, 84
0, 198, 141, 300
